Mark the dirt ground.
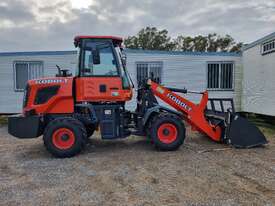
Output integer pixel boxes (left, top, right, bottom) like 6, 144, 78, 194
0, 125, 274, 206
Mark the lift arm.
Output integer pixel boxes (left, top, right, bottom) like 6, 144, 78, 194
147, 80, 223, 142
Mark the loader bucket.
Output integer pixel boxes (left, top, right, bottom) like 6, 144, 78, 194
227, 114, 268, 148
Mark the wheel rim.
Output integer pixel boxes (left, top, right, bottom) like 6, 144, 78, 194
157, 123, 178, 144
52, 128, 75, 150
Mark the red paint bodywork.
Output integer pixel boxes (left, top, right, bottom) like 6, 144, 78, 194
23, 76, 133, 115
149, 81, 222, 142
24, 77, 74, 115
74, 35, 123, 47
74, 35, 123, 41
75, 77, 133, 102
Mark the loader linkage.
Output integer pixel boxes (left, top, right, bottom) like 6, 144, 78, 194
146, 80, 267, 148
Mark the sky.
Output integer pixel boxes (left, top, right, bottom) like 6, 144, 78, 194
0, 0, 274, 52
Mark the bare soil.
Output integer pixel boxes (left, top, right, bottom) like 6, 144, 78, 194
0, 125, 274, 206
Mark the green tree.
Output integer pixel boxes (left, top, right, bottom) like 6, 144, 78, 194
206, 33, 219, 52
173, 36, 193, 51
229, 42, 243, 52
124, 27, 175, 51
205, 33, 243, 52
193, 35, 208, 52
177, 33, 242, 53
125, 27, 242, 53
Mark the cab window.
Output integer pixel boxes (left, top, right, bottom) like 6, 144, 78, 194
82, 41, 119, 76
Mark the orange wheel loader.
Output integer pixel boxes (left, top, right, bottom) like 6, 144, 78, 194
8, 36, 267, 158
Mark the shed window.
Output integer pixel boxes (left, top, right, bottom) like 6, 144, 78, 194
207, 62, 234, 90
262, 39, 275, 55
14, 61, 43, 91
136, 62, 163, 86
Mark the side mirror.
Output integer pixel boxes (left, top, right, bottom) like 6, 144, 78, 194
92, 49, 100, 65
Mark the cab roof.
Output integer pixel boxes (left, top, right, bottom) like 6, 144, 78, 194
74, 35, 123, 47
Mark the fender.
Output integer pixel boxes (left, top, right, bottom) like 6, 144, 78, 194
143, 105, 182, 126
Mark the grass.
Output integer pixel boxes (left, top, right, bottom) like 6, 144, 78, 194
0, 116, 8, 125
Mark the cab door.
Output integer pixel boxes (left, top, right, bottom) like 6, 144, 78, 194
75, 39, 132, 102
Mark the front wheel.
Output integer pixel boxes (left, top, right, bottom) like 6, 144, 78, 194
149, 113, 186, 151
43, 117, 87, 158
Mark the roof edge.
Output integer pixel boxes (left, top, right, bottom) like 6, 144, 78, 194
0, 50, 77, 57
243, 31, 275, 51
125, 48, 242, 57
0, 49, 241, 57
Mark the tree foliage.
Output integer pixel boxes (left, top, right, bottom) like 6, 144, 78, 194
124, 27, 243, 53
124, 27, 175, 51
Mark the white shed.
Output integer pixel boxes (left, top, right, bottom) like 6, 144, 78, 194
0, 51, 76, 113
0, 49, 242, 113
242, 32, 275, 116
126, 49, 242, 111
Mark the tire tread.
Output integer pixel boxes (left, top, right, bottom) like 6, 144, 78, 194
43, 117, 87, 158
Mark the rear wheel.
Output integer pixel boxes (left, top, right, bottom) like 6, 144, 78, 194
149, 113, 186, 151
43, 117, 87, 158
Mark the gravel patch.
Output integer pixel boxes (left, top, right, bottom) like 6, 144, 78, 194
0, 125, 274, 206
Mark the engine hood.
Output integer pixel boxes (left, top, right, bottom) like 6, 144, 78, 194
23, 76, 74, 115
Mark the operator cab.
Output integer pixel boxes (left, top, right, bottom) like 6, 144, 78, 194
74, 36, 133, 102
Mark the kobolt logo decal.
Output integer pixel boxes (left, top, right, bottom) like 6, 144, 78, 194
35, 79, 68, 84
167, 93, 192, 111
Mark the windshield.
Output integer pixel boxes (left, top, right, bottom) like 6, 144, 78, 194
81, 40, 119, 76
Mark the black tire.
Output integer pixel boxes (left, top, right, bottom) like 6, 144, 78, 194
43, 117, 87, 158
149, 113, 186, 151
